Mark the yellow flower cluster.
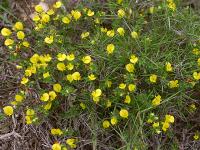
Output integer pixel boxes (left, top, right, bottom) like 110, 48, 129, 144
125, 55, 138, 73
3, 1, 198, 148
148, 113, 174, 133
102, 108, 129, 129
167, 0, 176, 11
25, 109, 36, 124
52, 138, 77, 150
1, 21, 29, 48
66, 138, 77, 148
103, 117, 118, 129
21, 53, 52, 85
10, 93, 24, 106
32, 3, 55, 30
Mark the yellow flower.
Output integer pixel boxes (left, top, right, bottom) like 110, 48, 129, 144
10, 100, 18, 105
125, 63, 134, 72
87, 9, 94, 16
26, 109, 35, 116
66, 53, 75, 61
149, 7, 154, 14
165, 62, 173, 72
117, 9, 125, 18
117, 27, 125, 36
165, 115, 174, 123
44, 36, 54, 44
194, 132, 199, 140
130, 54, 138, 64
71, 10, 81, 20
25, 68, 33, 76
32, 15, 40, 22
29, 66, 37, 74
66, 74, 73, 82
62, 16, 71, 24
41, 14, 50, 23
119, 83, 126, 89
25, 69, 32, 77
124, 95, 131, 104
119, 109, 129, 118
35, 4, 43, 12
189, 103, 197, 112
111, 117, 118, 125
42, 54, 52, 62
1, 28, 12, 36
43, 72, 50, 78
14, 22, 23, 30
22, 41, 30, 47
57, 63, 66, 71
3, 106, 14, 116
192, 48, 199, 55
72, 72, 81, 81
106, 100, 112, 108
30, 54, 40, 64
128, 84, 136, 92
162, 122, 170, 132
88, 74, 96, 80
52, 143, 61, 150
21, 77, 29, 84
49, 91, 57, 101
53, 1, 62, 8
82, 55, 92, 64
94, 18, 100, 24
131, 31, 138, 39
92, 89, 102, 98
47, 9, 55, 15
152, 95, 161, 106
117, 0, 123, 4
101, 27, 107, 33
53, 83, 62, 93
93, 97, 100, 103
81, 32, 90, 39
197, 58, 200, 66
16, 65, 22, 69
106, 44, 115, 54
4, 39, 14, 46
106, 80, 112, 88
152, 122, 159, 128
193, 72, 200, 80
25, 116, 32, 124
44, 102, 52, 110
106, 30, 115, 37
17, 31, 25, 40
167, 1, 176, 11
66, 63, 74, 70
51, 128, 63, 136
57, 53, 67, 61
103, 120, 110, 128
150, 74, 157, 83
15, 94, 23, 102
40, 93, 49, 101
168, 80, 179, 88
80, 102, 86, 109
66, 138, 77, 148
